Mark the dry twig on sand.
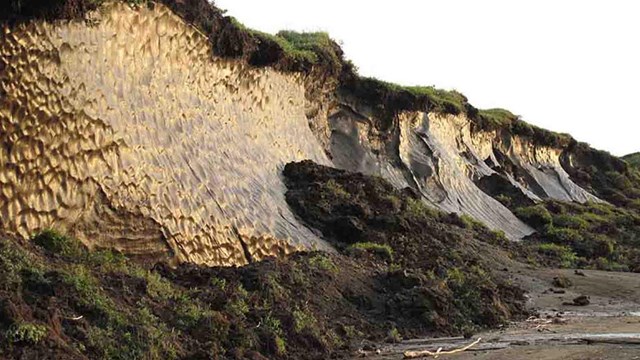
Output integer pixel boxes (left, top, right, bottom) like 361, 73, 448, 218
403, 337, 481, 359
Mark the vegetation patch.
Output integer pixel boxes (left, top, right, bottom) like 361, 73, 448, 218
4, 322, 48, 344
284, 160, 527, 336
512, 200, 640, 272
622, 152, 640, 169
347, 242, 394, 261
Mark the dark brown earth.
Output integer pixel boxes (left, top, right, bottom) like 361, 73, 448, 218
366, 265, 640, 360
5, 161, 636, 360
0, 161, 530, 360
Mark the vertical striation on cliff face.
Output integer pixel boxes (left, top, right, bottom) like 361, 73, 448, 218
397, 112, 535, 239
0, 1, 607, 265
324, 101, 603, 240
0, 3, 331, 265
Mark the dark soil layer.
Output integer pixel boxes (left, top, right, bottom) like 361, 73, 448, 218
0, 0, 585, 147
5, 0, 637, 202
0, 162, 528, 359
283, 160, 527, 333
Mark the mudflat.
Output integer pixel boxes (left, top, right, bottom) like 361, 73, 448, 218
367, 267, 640, 360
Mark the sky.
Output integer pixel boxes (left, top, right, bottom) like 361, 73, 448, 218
215, 0, 640, 156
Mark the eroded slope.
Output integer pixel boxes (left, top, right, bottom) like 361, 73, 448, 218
0, 3, 330, 265
0, 1, 619, 264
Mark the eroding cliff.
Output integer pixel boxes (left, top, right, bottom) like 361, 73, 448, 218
0, 3, 330, 265
325, 100, 601, 240
0, 1, 609, 264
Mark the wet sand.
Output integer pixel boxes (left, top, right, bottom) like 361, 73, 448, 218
363, 267, 640, 359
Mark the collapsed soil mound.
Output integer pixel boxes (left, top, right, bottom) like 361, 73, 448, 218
0, 161, 528, 359
283, 160, 527, 334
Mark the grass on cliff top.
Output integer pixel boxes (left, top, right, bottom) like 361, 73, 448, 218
1, 0, 581, 149
343, 77, 572, 147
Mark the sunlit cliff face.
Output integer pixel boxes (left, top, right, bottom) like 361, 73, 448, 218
0, 3, 330, 266
327, 104, 601, 240
0, 2, 602, 265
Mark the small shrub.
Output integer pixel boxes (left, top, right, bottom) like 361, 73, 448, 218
594, 257, 629, 272
274, 335, 287, 355
226, 285, 250, 319
130, 267, 175, 301
342, 325, 362, 338
587, 235, 615, 258
261, 313, 286, 355
581, 212, 609, 226
5, 322, 48, 344
537, 243, 577, 268
494, 194, 512, 207
385, 327, 402, 343
446, 267, 466, 287
478, 108, 517, 128
382, 194, 402, 211
32, 229, 83, 256
62, 265, 123, 325
552, 275, 572, 288
276, 31, 340, 68
460, 214, 482, 229
177, 302, 214, 329
0, 242, 38, 290
489, 230, 509, 246
309, 254, 338, 274
250, 30, 317, 64
210, 277, 227, 290
515, 206, 553, 228
292, 308, 317, 333
553, 214, 589, 230
325, 179, 350, 199
544, 226, 582, 246
346, 242, 393, 261
88, 249, 127, 269
404, 198, 439, 219
262, 313, 283, 336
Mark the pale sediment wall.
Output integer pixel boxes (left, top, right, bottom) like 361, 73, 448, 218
0, 2, 603, 265
327, 106, 601, 240
0, 3, 330, 265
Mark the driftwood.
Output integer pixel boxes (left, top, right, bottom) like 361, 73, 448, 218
403, 337, 481, 359
578, 337, 640, 345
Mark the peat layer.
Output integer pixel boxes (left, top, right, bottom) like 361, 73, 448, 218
0, 162, 526, 359
2, 0, 638, 266
1, 1, 640, 358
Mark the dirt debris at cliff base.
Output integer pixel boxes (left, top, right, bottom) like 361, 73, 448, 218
0, 162, 531, 359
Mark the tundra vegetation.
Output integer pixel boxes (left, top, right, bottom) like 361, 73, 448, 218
3, 0, 640, 359
0, 161, 530, 359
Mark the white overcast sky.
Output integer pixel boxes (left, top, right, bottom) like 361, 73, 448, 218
215, 0, 639, 156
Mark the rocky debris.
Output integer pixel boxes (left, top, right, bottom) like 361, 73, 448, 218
553, 275, 573, 288
563, 295, 591, 306
548, 288, 566, 294
284, 160, 529, 334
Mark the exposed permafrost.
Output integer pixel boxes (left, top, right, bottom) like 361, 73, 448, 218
0, 3, 330, 265
327, 105, 601, 240
0, 3, 603, 265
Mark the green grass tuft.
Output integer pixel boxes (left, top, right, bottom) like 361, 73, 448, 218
347, 242, 394, 260
5, 322, 48, 344
32, 229, 83, 257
